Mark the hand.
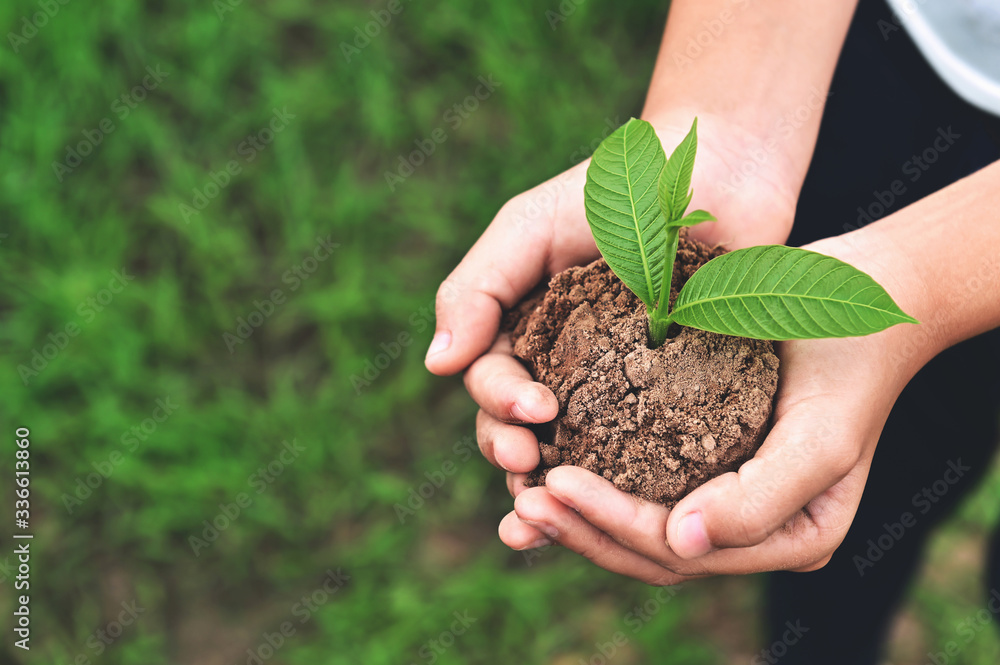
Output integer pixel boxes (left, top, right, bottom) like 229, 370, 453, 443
497, 235, 928, 582
427, 114, 801, 504
426, 111, 800, 376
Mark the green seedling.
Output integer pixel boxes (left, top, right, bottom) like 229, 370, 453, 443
584, 117, 918, 348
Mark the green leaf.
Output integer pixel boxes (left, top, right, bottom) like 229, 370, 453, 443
669, 245, 918, 340
584, 118, 667, 306
658, 118, 698, 222
673, 209, 716, 228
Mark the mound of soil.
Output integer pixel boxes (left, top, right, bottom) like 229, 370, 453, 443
507, 232, 779, 507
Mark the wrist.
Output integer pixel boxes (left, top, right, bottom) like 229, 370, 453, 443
640, 0, 859, 209
640, 109, 801, 247
805, 229, 945, 387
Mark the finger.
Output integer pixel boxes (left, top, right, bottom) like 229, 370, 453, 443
545, 466, 713, 575
477, 410, 542, 472
465, 337, 558, 424
545, 466, 672, 557
507, 472, 531, 498
477, 411, 542, 472
425, 162, 596, 376
666, 408, 859, 559
545, 464, 859, 576
424, 198, 551, 377
514, 487, 687, 586
792, 553, 834, 573
498, 510, 551, 550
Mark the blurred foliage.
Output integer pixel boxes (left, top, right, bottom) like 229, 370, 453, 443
0, 0, 720, 663
0, 1, 997, 664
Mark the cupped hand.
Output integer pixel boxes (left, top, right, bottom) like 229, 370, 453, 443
426, 111, 800, 376
427, 113, 802, 502
497, 235, 928, 583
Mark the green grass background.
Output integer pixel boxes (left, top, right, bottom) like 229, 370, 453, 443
0, 1, 997, 663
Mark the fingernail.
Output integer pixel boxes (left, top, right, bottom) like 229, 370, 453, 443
521, 538, 553, 550
511, 402, 532, 422
523, 520, 559, 540
426, 331, 451, 358
512, 386, 552, 423
554, 494, 579, 512
676, 512, 712, 558
515, 385, 543, 420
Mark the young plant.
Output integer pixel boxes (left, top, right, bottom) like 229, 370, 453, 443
584, 117, 917, 347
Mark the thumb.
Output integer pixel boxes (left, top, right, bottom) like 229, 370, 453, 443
424, 196, 552, 376
666, 408, 858, 558
427, 160, 595, 375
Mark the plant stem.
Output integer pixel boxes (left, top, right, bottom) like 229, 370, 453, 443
648, 313, 672, 347
648, 227, 680, 347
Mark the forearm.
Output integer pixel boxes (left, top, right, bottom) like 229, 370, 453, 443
642, 0, 858, 185
829, 161, 1000, 380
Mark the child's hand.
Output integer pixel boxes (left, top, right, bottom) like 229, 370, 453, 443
497, 328, 904, 580
426, 112, 806, 553
495, 231, 935, 580
426, 112, 799, 378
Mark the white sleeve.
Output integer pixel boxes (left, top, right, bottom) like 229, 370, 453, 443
885, 0, 1000, 116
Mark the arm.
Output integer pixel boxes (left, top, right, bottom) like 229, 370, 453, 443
644, 0, 858, 194
428, 0, 868, 573
840, 160, 1000, 358
428, 0, 859, 374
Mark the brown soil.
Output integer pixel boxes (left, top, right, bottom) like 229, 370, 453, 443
507, 231, 779, 507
